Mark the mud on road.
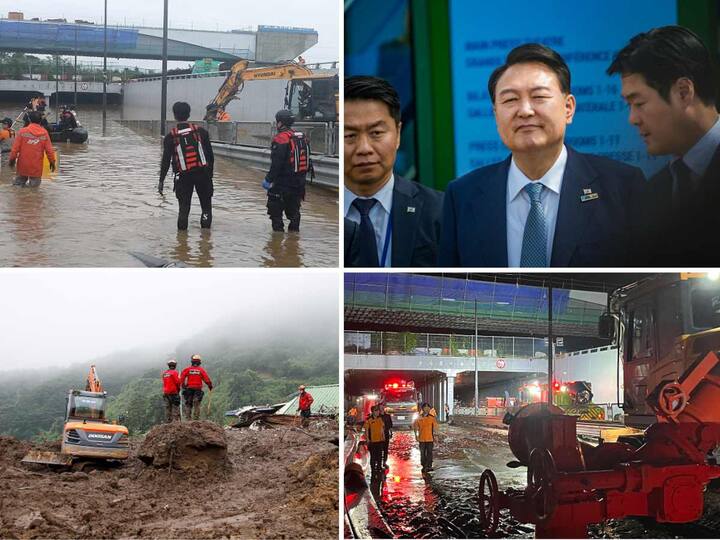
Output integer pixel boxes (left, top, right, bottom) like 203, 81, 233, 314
0, 419, 338, 539
368, 424, 720, 539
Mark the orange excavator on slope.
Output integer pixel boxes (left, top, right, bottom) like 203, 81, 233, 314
22, 365, 130, 468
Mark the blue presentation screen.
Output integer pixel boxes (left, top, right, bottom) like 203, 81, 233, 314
449, 0, 677, 178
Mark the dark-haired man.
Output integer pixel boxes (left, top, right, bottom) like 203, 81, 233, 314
439, 44, 645, 267
159, 101, 215, 230
344, 76, 443, 267
608, 26, 720, 265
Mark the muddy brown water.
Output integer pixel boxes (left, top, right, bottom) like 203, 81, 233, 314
0, 104, 338, 267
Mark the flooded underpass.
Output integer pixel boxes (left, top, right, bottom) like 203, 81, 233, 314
0, 104, 338, 267
351, 424, 720, 539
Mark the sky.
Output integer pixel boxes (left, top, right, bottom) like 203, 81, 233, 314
5, 0, 340, 68
3, 269, 339, 371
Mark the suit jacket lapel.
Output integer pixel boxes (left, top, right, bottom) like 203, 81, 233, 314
391, 177, 421, 267
470, 158, 509, 266
551, 148, 599, 267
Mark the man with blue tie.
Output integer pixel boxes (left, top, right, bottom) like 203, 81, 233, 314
344, 76, 443, 267
439, 44, 645, 268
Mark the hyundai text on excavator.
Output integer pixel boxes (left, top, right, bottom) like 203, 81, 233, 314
204, 59, 338, 123
474, 273, 720, 538
22, 365, 129, 468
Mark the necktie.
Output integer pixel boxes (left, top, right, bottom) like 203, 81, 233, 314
352, 198, 380, 267
672, 159, 693, 211
520, 182, 547, 267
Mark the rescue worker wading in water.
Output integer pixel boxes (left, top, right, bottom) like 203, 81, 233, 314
159, 101, 215, 230
162, 359, 181, 423
262, 110, 313, 232
179, 354, 213, 420
9, 111, 55, 187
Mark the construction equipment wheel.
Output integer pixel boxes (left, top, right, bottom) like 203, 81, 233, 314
478, 468, 500, 534
658, 382, 687, 418
526, 448, 557, 522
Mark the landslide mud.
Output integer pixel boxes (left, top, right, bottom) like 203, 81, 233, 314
0, 420, 339, 539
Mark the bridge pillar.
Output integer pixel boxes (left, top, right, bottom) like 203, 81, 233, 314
446, 375, 455, 417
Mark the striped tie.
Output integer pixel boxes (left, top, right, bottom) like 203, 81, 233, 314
520, 182, 547, 267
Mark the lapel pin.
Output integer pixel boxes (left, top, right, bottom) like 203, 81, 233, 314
407, 206, 416, 213
580, 190, 599, 202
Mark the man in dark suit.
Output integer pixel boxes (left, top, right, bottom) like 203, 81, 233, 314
439, 44, 645, 268
608, 26, 720, 266
344, 76, 443, 267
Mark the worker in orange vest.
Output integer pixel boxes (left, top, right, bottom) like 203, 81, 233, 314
363, 405, 386, 472
413, 402, 439, 474
9, 111, 55, 187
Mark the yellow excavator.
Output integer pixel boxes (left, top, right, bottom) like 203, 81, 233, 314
204, 59, 338, 122
22, 365, 130, 468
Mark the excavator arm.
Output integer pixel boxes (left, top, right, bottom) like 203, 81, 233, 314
204, 60, 314, 122
85, 365, 104, 393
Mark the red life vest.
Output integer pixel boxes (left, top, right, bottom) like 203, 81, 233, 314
299, 391, 314, 411
275, 130, 311, 174
170, 124, 208, 173
180, 365, 212, 390
162, 369, 181, 395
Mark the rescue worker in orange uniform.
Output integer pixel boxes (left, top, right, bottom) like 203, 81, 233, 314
0, 117, 14, 154
363, 405, 386, 472
159, 101, 215, 230
216, 109, 231, 122
179, 354, 213, 420
262, 110, 313, 232
9, 111, 55, 187
297, 384, 314, 427
162, 359, 182, 423
413, 402, 439, 474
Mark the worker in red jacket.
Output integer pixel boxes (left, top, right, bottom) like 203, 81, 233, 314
297, 384, 314, 427
9, 110, 55, 187
179, 354, 213, 421
162, 359, 181, 423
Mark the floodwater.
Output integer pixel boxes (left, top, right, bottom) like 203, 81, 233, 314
0, 104, 338, 267
364, 428, 532, 538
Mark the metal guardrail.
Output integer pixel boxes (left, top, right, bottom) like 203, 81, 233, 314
124, 62, 340, 84
344, 330, 549, 359
120, 119, 338, 156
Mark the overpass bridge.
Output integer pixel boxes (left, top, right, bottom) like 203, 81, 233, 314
0, 19, 317, 62
345, 331, 620, 422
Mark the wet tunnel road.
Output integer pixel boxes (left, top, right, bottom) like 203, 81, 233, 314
359, 425, 720, 539
365, 428, 533, 539
0, 104, 338, 267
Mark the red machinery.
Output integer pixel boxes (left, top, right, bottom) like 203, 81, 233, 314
478, 350, 720, 538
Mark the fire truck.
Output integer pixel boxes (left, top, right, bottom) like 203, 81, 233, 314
601, 272, 720, 428
380, 380, 418, 428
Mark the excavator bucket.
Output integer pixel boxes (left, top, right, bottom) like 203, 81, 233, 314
21, 450, 73, 467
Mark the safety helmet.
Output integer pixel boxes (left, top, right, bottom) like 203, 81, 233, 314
167, 359, 177, 367
1, 117, 12, 126
275, 109, 295, 127
298, 384, 306, 391
191, 354, 202, 365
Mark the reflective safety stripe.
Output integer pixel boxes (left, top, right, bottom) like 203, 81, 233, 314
197, 136, 207, 166
175, 144, 187, 170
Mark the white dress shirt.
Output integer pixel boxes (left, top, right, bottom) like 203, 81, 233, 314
344, 175, 394, 267
506, 146, 568, 267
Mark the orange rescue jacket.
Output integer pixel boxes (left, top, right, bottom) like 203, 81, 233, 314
9, 123, 55, 178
